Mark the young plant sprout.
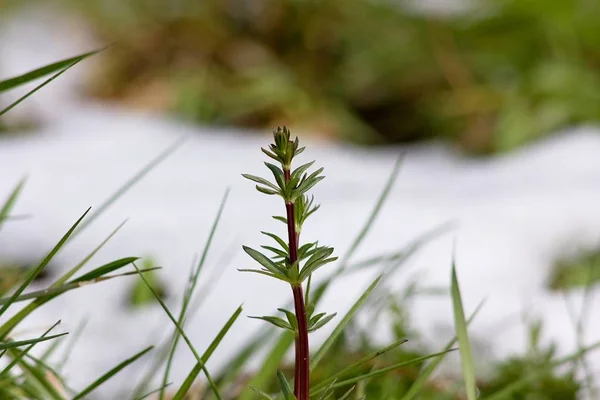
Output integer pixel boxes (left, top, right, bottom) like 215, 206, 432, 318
241, 126, 338, 399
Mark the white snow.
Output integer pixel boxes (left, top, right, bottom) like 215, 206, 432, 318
2, 6, 600, 399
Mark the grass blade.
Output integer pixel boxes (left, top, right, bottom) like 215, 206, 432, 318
0, 177, 26, 233
132, 263, 223, 400
73, 139, 186, 237
311, 349, 455, 396
0, 59, 83, 117
0, 49, 102, 93
72, 346, 153, 400
0, 333, 68, 351
400, 299, 485, 400
277, 370, 294, 400
338, 156, 402, 267
0, 208, 90, 320
171, 305, 243, 400
0, 320, 61, 377
451, 262, 478, 400
311, 338, 408, 393
310, 275, 382, 370
52, 220, 127, 286
160, 190, 229, 400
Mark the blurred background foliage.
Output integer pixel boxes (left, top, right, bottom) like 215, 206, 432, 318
5, 0, 600, 154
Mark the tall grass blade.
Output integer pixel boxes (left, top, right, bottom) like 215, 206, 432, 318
72, 346, 153, 400
0, 49, 101, 93
73, 139, 186, 237
311, 338, 408, 393
451, 262, 478, 400
0, 177, 26, 233
0, 333, 68, 351
171, 305, 243, 400
160, 189, 229, 400
311, 350, 455, 396
0, 320, 61, 377
0, 207, 90, 320
132, 263, 223, 400
0, 59, 83, 117
400, 299, 485, 400
310, 275, 382, 370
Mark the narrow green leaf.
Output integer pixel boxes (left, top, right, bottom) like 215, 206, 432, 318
249, 316, 293, 331
312, 338, 408, 394
291, 161, 316, 182
0, 59, 83, 117
238, 331, 295, 400
0, 49, 102, 93
264, 162, 285, 190
256, 186, 280, 196
400, 300, 485, 400
311, 275, 382, 370
261, 231, 289, 252
74, 138, 185, 237
309, 313, 336, 332
72, 346, 153, 400
311, 349, 455, 396
0, 332, 67, 351
161, 189, 229, 400
0, 320, 61, 378
337, 385, 355, 400
250, 386, 275, 399
132, 263, 222, 400
243, 246, 288, 277
0, 178, 26, 233
242, 174, 280, 191
71, 257, 139, 283
451, 263, 478, 400
0, 207, 91, 320
171, 305, 242, 400
53, 221, 127, 286
277, 370, 295, 400
135, 383, 172, 400
277, 308, 298, 331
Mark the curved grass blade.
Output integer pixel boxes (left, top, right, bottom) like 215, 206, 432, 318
0, 333, 67, 351
277, 370, 295, 400
238, 330, 295, 400
132, 263, 223, 400
0, 207, 90, 320
0, 59, 82, 117
160, 189, 229, 400
136, 383, 173, 400
339, 156, 402, 267
0, 177, 26, 233
311, 349, 455, 396
73, 138, 186, 237
53, 220, 127, 286
451, 262, 477, 400
0, 320, 61, 378
72, 346, 153, 400
310, 275, 382, 370
0, 49, 102, 93
400, 299, 485, 400
311, 338, 408, 393
171, 305, 243, 400
71, 257, 139, 283
0, 266, 156, 306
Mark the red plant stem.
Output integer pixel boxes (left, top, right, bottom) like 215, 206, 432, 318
284, 168, 310, 400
